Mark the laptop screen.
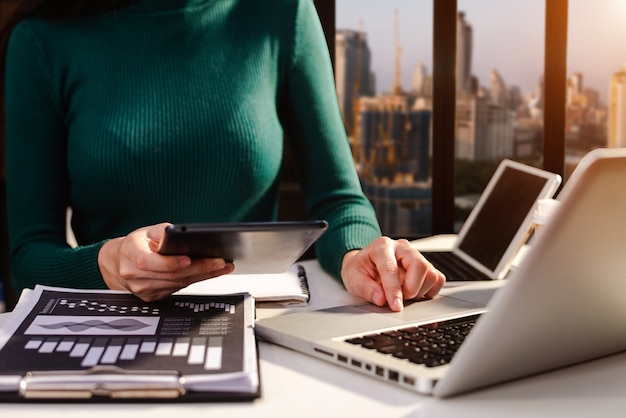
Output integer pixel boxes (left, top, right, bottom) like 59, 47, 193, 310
456, 165, 554, 272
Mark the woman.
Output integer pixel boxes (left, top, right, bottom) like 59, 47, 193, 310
2, 0, 444, 311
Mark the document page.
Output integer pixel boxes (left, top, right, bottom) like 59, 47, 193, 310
0, 286, 258, 400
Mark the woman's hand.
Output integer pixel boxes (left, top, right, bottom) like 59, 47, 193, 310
340, 237, 446, 312
98, 222, 234, 302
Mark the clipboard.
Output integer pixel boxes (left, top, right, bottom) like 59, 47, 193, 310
0, 286, 260, 402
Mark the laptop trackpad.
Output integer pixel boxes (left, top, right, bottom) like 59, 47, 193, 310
350, 294, 486, 324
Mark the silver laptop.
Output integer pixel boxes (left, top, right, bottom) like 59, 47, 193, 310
255, 148, 626, 398
422, 159, 561, 281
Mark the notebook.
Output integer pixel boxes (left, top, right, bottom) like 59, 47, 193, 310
255, 148, 626, 398
177, 264, 311, 306
422, 159, 561, 281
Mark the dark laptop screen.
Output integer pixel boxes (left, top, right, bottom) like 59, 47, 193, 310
457, 166, 549, 271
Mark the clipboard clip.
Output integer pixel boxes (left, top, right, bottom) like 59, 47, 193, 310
19, 365, 186, 399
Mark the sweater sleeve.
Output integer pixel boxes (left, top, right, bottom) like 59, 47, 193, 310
5, 22, 107, 292
282, 0, 382, 280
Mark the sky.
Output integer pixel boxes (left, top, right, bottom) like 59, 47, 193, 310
336, 0, 626, 105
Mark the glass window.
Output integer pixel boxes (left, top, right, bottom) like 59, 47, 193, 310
336, 0, 434, 238
336, 1, 549, 234
454, 0, 545, 229
567, 0, 623, 179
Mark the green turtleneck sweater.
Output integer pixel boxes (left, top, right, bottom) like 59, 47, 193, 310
5, 0, 381, 292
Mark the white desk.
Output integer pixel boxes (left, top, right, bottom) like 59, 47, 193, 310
2, 236, 626, 417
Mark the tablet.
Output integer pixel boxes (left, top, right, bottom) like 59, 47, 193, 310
157, 220, 328, 274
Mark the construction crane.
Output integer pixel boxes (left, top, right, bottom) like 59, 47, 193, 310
364, 10, 404, 183
392, 9, 403, 96
363, 9, 406, 182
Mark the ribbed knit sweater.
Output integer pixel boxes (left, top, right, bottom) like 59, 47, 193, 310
5, 0, 381, 292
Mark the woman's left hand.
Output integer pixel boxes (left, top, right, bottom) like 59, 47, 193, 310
340, 237, 446, 312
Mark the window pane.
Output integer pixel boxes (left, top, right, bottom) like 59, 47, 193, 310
454, 1, 545, 229
568, 0, 622, 179
336, 0, 434, 238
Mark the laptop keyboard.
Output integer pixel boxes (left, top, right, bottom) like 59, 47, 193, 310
422, 251, 492, 281
345, 314, 481, 368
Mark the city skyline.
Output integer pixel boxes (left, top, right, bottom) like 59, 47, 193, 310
336, 0, 626, 105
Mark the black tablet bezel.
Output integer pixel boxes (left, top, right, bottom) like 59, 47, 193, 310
157, 220, 328, 274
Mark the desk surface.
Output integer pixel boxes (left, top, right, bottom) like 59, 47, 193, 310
2, 236, 626, 417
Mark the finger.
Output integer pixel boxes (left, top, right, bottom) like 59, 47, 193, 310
121, 276, 178, 302
400, 263, 425, 300
340, 251, 387, 306
118, 229, 191, 277
392, 240, 447, 300
388, 243, 421, 300
416, 267, 446, 299
403, 257, 446, 299
136, 258, 228, 284
347, 274, 387, 307
123, 247, 191, 276
183, 262, 235, 287
146, 222, 171, 245
179, 258, 229, 278
125, 263, 233, 302
369, 239, 404, 312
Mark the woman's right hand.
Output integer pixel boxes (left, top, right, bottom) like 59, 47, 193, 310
98, 222, 234, 302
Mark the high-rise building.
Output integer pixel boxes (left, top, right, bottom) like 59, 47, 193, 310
452, 11, 518, 162
570, 72, 583, 95
526, 76, 545, 120
456, 94, 514, 161
410, 63, 428, 97
608, 64, 626, 148
567, 72, 585, 107
335, 29, 374, 136
456, 12, 473, 94
489, 69, 507, 107
507, 85, 523, 113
